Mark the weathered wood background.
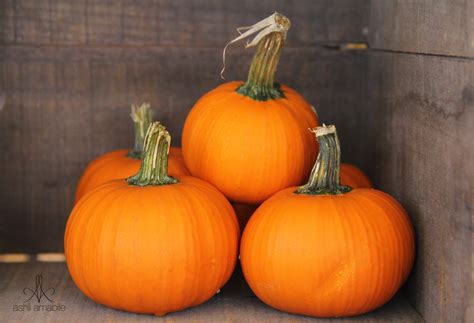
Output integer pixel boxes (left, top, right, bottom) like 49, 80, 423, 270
0, 0, 472, 321
369, 1, 473, 322
0, 0, 370, 252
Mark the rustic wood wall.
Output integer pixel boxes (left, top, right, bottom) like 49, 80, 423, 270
1, 0, 473, 320
369, 1, 474, 322
0, 1, 369, 252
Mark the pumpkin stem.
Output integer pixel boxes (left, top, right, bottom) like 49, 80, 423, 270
295, 124, 352, 195
128, 103, 153, 159
127, 122, 178, 186
236, 13, 290, 101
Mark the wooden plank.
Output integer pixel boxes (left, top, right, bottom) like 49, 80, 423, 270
0, 0, 15, 43
13, 0, 52, 44
0, 262, 422, 322
369, 0, 474, 57
86, 0, 123, 45
0, 45, 370, 253
1, 0, 368, 46
369, 52, 474, 322
0, 60, 29, 252
50, 0, 88, 44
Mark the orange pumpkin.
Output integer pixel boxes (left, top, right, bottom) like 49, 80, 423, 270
74, 104, 189, 203
240, 125, 415, 317
182, 13, 319, 204
65, 122, 239, 315
340, 163, 372, 188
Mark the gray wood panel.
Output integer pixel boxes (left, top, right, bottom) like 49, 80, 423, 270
369, 0, 474, 57
369, 51, 474, 323
0, 45, 369, 252
0, 262, 423, 322
0, 0, 368, 47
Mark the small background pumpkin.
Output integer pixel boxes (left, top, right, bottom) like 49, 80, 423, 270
340, 163, 372, 188
74, 103, 189, 203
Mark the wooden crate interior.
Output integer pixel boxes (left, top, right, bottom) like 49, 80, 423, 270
0, 1, 472, 321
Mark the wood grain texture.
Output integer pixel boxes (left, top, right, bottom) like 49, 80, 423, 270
0, 262, 423, 322
0, 0, 370, 253
0, 44, 369, 252
369, 0, 474, 57
0, 0, 368, 46
369, 52, 474, 323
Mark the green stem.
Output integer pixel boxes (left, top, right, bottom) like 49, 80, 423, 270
127, 122, 178, 186
236, 14, 290, 101
295, 125, 352, 195
128, 103, 153, 159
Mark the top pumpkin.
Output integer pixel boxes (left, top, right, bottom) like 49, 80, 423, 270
182, 13, 320, 204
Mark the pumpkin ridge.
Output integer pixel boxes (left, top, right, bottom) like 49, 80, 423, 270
164, 185, 203, 308
269, 104, 304, 189
348, 190, 412, 313
187, 178, 240, 282
171, 183, 214, 306
362, 190, 415, 278
274, 98, 316, 181
67, 182, 128, 302
345, 192, 383, 313
95, 183, 140, 308
90, 184, 134, 305
359, 192, 400, 292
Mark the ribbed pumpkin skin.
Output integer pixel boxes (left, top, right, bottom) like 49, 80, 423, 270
65, 176, 239, 315
74, 147, 189, 203
240, 188, 415, 317
182, 81, 319, 204
340, 163, 372, 188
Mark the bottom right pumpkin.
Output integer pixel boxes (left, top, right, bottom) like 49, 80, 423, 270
240, 124, 415, 318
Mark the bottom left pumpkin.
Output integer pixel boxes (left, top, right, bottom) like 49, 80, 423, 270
65, 122, 239, 316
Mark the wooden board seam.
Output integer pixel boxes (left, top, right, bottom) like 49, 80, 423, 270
371, 48, 474, 61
